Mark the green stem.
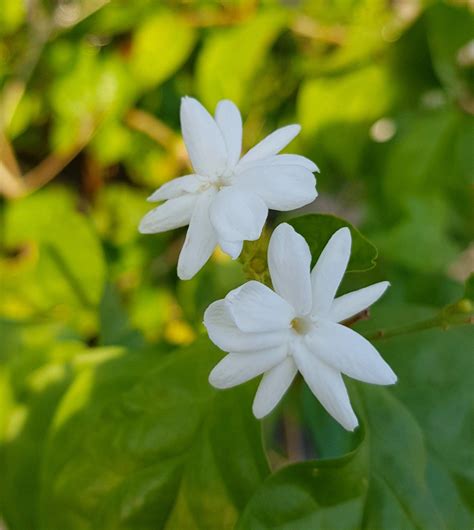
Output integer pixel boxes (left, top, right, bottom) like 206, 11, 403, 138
365, 304, 473, 342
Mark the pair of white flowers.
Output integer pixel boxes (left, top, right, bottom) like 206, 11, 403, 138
140, 97, 396, 430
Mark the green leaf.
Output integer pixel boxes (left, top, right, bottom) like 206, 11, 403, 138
2, 187, 106, 319
38, 339, 269, 529
196, 11, 286, 109
464, 274, 474, 302
298, 64, 395, 176
237, 385, 444, 530
379, 325, 474, 528
373, 195, 459, 274
288, 214, 378, 272
99, 283, 145, 349
236, 443, 367, 530
129, 11, 196, 90
49, 46, 133, 153
382, 108, 461, 206
0, 319, 85, 530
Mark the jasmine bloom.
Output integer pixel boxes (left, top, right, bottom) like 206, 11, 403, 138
204, 223, 396, 431
139, 97, 318, 280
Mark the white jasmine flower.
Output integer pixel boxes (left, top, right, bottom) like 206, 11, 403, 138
204, 223, 396, 431
139, 97, 318, 280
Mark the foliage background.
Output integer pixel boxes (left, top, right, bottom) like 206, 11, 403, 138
0, 0, 473, 529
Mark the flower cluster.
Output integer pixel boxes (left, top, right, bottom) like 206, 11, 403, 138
140, 97, 396, 430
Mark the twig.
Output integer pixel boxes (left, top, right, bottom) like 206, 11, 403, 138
125, 109, 177, 150
365, 306, 473, 342
290, 15, 346, 45
342, 309, 370, 328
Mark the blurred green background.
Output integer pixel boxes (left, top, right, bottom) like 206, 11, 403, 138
0, 1, 473, 529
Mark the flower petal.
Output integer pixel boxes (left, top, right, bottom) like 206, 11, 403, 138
328, 281, 391, 323
237, 154, 319, 173
311, 227, 351, 317
305, 320, 397, 385
215, 99, 242, 169
177, 188, 217, 280
236, 165, 317, 211
226, 281, 295, 332
268, 223, 312, 315
238, 124, 301, 165
209, 187, 267, 242
209, 344, 287, 389
204, 300, 289, 352
147, 175, 202, 202
293, 340, 358, 431
269, 154, 319, 172
252, 357, 298, 419
180, 96, 227, 177
219, 239, 243, 259
138, 194, 197, 234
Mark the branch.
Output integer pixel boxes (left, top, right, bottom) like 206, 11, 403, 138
125, 109, 177, 149
365, 301, 474, 342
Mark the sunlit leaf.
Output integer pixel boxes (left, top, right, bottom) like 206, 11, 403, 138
196, 11, 286, 109
39, 339, 269, 529
298, 64, 395, 176
130, 11, 196, 90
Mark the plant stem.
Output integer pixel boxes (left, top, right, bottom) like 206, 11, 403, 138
365, 307, 473, 342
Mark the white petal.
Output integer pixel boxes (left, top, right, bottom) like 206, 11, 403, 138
147, 175, 202, 202
215, 99, 242, 169
269, 154, 319, 172
219, 239, 243, 259
311, 227, 351, 317
139, 194, 197, 234
209, 187, 267, 242
238, 124, 301, 165
305, 320, 397, 385
236, 165, 317, 211
180, 96, 227, 177
209, 345, 287, 389
177, 188, 217, 280
204, 300, 289, 353
252, 357, 298, 419
226, 281, 295, 332
236, 154, 319, 174
292, 341, 358, 431
328, 282, 391, 323
268, 223, 312, 315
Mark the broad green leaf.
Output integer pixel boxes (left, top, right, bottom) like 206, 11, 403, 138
237, 385, 444, 530
382, 108, 461, 206
129, 12, 195, 90
49, 46, 133, 153
196, 11, 286, 109
99, 283, 144, 349
298, 64, 395, 176
1, 187, 106, 332
377, 325, 474, 528
236, 443, 367, 530
39, 339, 269, 530
288, 214, 378, 272
373, 195, 459, 274
0, 319, 85, 530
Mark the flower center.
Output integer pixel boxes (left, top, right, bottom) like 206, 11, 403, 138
291, 317, 312, 335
